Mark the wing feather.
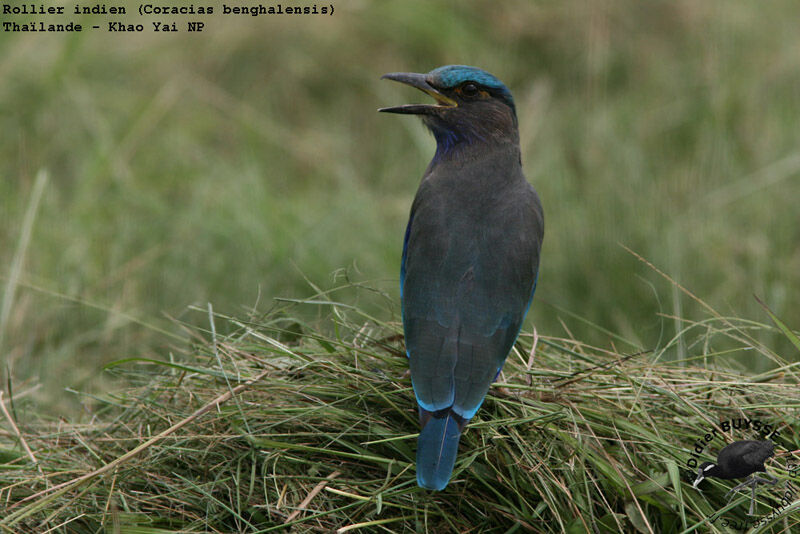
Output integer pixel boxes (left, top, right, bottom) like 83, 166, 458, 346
402, 158, 543, 420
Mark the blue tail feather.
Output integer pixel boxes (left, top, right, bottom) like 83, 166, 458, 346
416, 411, 462, 490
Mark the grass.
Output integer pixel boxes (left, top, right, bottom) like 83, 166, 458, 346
2, 1, 800, 531
2, 1, 800, 411
0, 281, 799, 532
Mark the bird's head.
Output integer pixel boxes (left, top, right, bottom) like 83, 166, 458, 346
379, 65, 518, 155
693, 462, 716, 489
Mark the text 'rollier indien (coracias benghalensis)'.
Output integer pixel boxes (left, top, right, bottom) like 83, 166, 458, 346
380, 65, 544, 490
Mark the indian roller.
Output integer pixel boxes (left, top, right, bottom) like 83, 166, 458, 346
380, 65, 544, 490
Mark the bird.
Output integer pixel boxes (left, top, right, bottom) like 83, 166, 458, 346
379, 65, 544, 490
693, 440, 777, 515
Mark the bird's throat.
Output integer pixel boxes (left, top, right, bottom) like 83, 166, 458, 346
425, 119, 519, 164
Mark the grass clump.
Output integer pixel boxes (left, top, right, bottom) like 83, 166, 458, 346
1, 288, 799, 533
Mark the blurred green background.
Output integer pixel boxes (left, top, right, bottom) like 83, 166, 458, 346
2, 0, 799, 412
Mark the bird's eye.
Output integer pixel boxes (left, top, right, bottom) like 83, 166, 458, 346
461, 83, 479, 97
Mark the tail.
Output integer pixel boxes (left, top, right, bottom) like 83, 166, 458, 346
416, 410, 464, 490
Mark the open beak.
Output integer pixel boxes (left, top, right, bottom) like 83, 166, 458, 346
379, 72, 457, 114
692, 473, 704, 489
